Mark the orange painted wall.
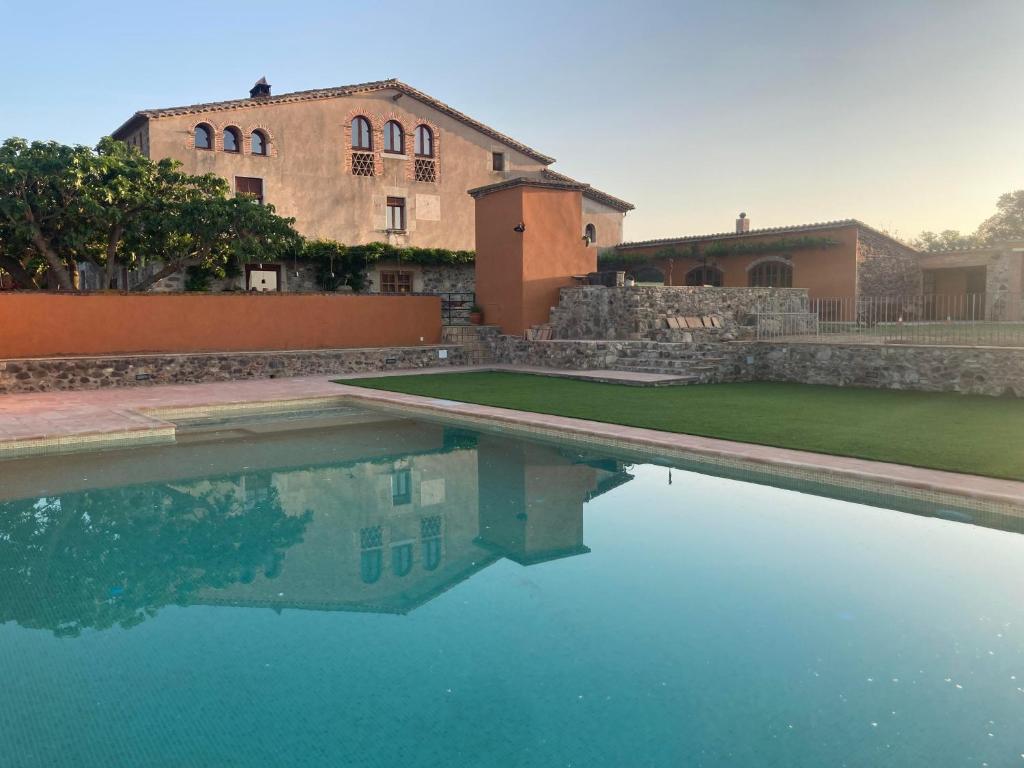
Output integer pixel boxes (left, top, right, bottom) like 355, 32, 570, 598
0, 293, 441, 358
473, 184, 595, 335
473, 189, 524, 334
620, 225, 859, 300
520, 187, 595, 334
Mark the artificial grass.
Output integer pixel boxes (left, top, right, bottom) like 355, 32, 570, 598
345, 373, 1024, 481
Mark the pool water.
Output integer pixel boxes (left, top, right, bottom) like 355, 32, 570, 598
0, 409, 1021, 767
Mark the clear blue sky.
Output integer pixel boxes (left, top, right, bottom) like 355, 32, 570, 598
4, 0, 1022, 242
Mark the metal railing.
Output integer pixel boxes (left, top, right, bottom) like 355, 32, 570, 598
440, 292, 475, 325
755, 292, 1024, 346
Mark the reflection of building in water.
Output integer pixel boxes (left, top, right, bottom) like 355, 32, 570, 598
195, 423, 632, 615
0, 412, 632, 631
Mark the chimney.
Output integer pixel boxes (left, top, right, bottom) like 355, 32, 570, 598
249, 77, 271, 99
735, 211, 750, 233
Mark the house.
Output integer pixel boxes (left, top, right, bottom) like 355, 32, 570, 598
611, 214, 921, 300
112, 78, 633, 293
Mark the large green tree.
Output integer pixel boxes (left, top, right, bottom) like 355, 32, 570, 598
976, 190, 1024, 243
0, 136, 301, 291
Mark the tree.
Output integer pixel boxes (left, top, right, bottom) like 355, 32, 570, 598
0, 138, 95, 289
976, 190, 1024, 243
0, 136, 303, 291
913, 229, 981, 252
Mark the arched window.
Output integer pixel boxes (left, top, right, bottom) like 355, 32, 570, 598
383, 120, 404, 153
414, 125, 433, 157
360, 549, 382, 584
423, 537, 441, 571
392, 544, 413, 577
584, 223, 597, 244
352, 116, 372, 150
685, 265, 724, 287
748, 260, 793, 288
250, 130, 267, 156
223, 127, 241, 153
194, 124, 212, 150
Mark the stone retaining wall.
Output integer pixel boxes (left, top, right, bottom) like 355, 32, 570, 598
488, 335, 1024, 397
547, 285, 808, 340
0, 345, 466, 394
750, 342, 1024, 397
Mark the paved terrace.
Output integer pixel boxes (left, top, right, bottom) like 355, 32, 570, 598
0, 367, 1021, 513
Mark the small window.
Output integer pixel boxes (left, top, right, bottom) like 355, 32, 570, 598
360, 549, 382, 584
235, 176, 264, 205
194, 124, 212, 150
223, 127, 240, 153
686, 265, 724, 287
584, 223, 597, 244
380, 270, 413, 294
391, 468, 412, 504
748, 260, 793, 288
352, 116, 372, 150
492, 152, 505, 171
384, 120, 404, 153
386, 197, 406, 232
414, 125, 433, 157
250, 130, 267, 156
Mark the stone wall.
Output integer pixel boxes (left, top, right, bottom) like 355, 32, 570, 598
487, 335, 1024, 397
856, 229, 922, 297
546, 285, 809, 341
0, 345, 466, 394
418, 264, 475, 294
749, 342, 1024, 397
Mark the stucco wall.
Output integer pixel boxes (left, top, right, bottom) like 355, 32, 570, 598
142, 87, 549, 251
0, 293, 442, 357
614, 224, 860, 300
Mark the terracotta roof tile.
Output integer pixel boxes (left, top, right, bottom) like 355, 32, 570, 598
616, 219, 914, 250
541, 169, 635, 212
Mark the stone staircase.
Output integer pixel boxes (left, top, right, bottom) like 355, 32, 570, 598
607, 342, 728, 383
442, 325, 498, 365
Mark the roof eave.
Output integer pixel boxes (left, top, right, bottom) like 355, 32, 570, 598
110, 112, 148, 140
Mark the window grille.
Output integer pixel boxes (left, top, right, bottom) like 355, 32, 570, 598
352, 151, 374, 176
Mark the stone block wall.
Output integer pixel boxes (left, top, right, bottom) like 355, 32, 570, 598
748, 342, 1024, 397
546, 286, 809, 340
0, 345, 466, 394
856, 229, 922, 297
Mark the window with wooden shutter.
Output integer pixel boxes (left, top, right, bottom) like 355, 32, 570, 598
380, 270, 413, 294
235, 177, 264, 205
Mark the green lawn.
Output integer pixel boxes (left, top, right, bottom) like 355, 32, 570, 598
345, 373, 1024, 481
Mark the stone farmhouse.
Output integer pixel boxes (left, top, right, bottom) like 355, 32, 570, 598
112, 78, 633, 293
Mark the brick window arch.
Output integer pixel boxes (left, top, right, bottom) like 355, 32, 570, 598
250, 129, 268, 156
352, 116, 372, 150
223, 126, 241, 153
384, 120, 404, 153
414, 125, 434, 157
194, 123, 213, 150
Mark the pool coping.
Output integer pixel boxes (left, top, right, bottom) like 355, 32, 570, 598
0, 371, 1021, 518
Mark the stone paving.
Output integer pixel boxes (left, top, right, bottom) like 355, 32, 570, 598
0, 366, 1021, 511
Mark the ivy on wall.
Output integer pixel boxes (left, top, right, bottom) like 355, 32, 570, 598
302, 240, 475, 292
599, 236, 839, 268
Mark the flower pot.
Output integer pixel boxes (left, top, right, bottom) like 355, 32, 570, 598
469, 311, 483, 325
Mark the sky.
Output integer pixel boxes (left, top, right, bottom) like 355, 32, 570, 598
2, 0, 1023, 243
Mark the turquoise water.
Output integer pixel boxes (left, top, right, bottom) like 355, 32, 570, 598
0, 409, 1022, 767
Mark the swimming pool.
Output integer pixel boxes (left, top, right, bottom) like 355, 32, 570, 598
1, 407, 1021, 766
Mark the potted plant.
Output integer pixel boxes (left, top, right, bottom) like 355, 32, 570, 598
468, 304, 484, 325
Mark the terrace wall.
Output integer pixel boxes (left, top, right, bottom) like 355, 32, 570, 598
547, 286, 808, 341
0, 345, 466, 394
0, 293, 442, 358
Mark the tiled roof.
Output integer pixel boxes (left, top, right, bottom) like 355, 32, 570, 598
112, 78, 556, 164
616, 219, 912, 250
467, 176, 589, 198
541, 169, 635, 212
